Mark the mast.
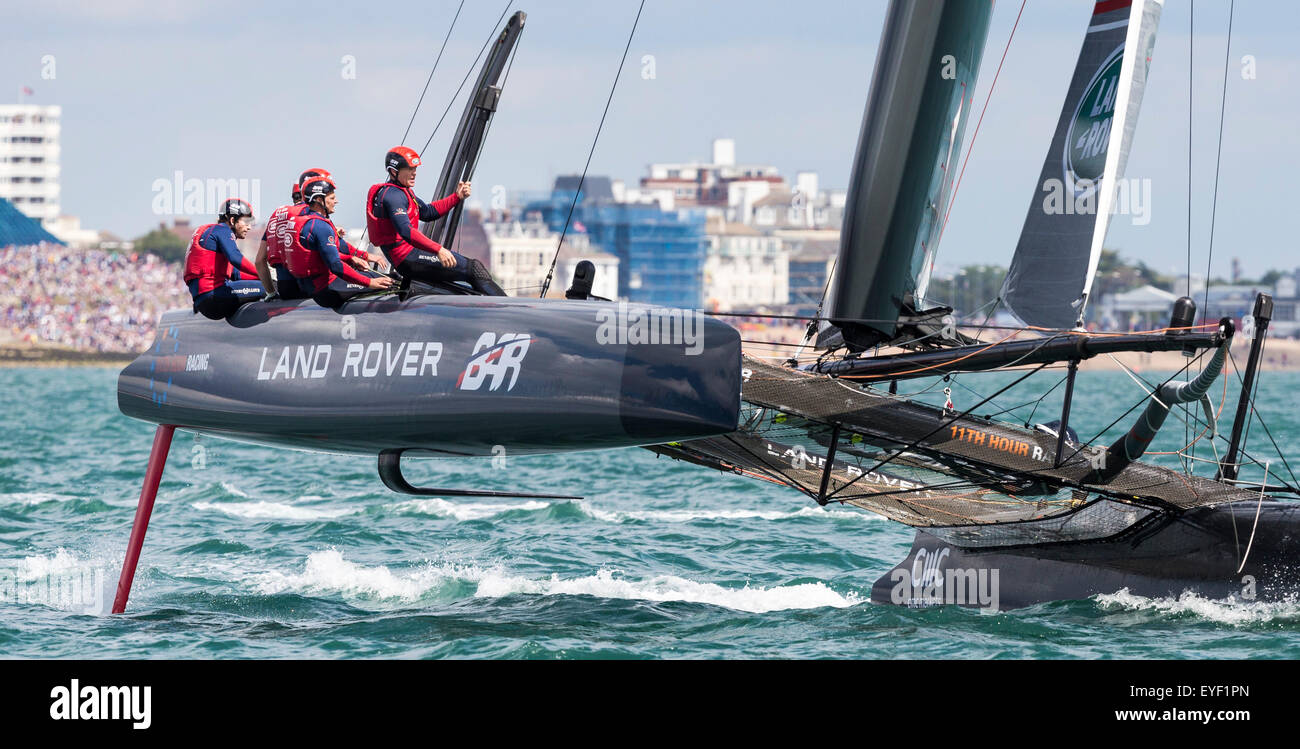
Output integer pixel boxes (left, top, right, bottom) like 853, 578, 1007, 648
421, 11, 526, 251
1218, 293, 1272, 481
825, 0, 992, 351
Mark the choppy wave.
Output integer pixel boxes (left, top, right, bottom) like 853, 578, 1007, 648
252, 550, 469, 601
575, 501, 878, 524
10, 547, 86, 580
0, 492, 83, 506
193, 501, 354, 521
191, 497, 872, 525
472, 566, 863, 612
252, 550, 862, 613
219, 482, 253, 498
381, 498, 552, 521
1095, 588, 1300, 625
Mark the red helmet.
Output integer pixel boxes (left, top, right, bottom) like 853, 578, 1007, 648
294, 168, 332, 202
298, 168, 332, 187
300, 176, 337, 205
385, 146, 421, 175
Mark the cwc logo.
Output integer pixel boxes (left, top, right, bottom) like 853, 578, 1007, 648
1063, 45, 1124, 198
458, 332, 532, 391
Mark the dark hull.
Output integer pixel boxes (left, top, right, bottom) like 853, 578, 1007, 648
872, 501, 1300, 609
118, 295, 740, 456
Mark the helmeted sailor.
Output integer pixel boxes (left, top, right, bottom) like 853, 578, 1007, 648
255, 168, 333, 300
286, 175, 394, 308
366, 145, 505, 296
182, 198, 265, 320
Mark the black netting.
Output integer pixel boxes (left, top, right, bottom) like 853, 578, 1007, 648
739, 356, 1256, 512
654, 356, 1261, 540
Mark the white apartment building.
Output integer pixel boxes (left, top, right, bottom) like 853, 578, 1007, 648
484, 214, 618, 299
703, 218, 787, 311
0, 105, 60, 224
639, 139, 846, 230
640, 139, 784, 215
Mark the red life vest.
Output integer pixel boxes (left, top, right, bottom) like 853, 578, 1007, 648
366, 182, 421, 265
265, 202, 308, 265
286, 211, 342, 292
182, 223, 229, 295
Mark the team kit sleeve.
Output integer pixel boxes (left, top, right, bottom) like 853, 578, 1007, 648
309, 220, 372, 285
213, 225, 261, 279
416, 192, 461, 222
382, 188, 450, 254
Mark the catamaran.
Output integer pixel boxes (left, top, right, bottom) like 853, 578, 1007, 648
111, 1, 1298, 613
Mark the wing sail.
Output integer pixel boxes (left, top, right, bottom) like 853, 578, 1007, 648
1001, 0, 1163, 329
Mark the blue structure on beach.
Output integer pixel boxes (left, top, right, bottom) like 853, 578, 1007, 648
0, 197, 63, 247
526, 177, 706, 309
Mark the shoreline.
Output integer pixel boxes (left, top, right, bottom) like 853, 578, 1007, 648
0, 345, 135, 368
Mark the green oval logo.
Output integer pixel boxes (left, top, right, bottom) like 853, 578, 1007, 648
1064, 47, 1124, 191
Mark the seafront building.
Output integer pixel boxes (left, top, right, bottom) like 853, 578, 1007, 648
481, 212, 618, 299
0, 104, 60, 225
526, 177, 707, 309
787, 238, 838, 319
0, 103, 112, 249
516, 140, 845, 312
632, 139, 846, 231
702, 217, 787, 312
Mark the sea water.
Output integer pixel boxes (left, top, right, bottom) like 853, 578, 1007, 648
1, 366, 1297, 658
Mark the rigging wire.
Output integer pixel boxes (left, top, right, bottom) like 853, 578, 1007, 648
358, 1, 508, 253
937, 0, 1027, 245
457, 25, 524, 232
1188, 1, 1235, 475
1203, 0, 1234, 317
1184, 0, 1195, 469
1186, 0, 1194, 298
1092, 348, 1296, 494
788, 255, 838, 363
823, 478, 991, 507
1060, 354, 1204, 467
826, 362, 1050, 501
401, 0, 466, 145
1021, 372, 1071, 427
420, 1, 515, 156
539, 0, 646, 298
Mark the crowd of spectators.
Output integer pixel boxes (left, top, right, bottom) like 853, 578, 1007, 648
1, 242, 189, 353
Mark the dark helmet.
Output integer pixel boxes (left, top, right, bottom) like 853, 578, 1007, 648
385, 146, 421, 175
300, 175, 337, 205
218, 198, 253, 222
293, 168, 332, 202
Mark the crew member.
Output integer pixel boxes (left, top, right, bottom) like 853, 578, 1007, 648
182, 198, 265, 320
255, 168, 345, 299
366, 146, 505, 295
287, 176, 393, 308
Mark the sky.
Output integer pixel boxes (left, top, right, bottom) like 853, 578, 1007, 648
1, 0, 1296, 280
